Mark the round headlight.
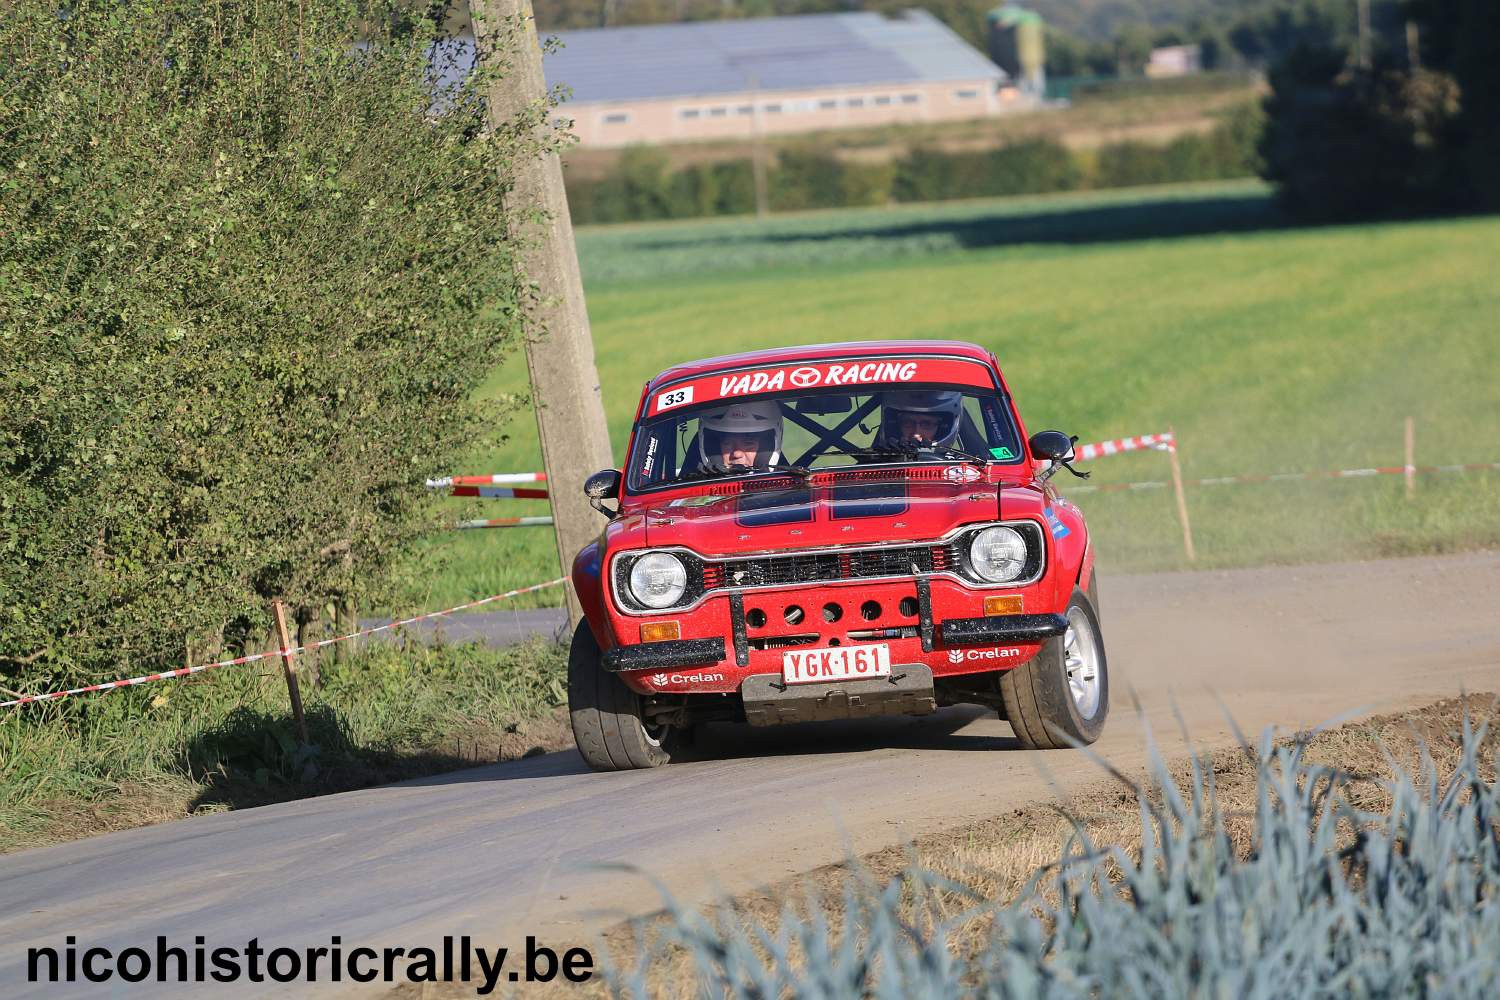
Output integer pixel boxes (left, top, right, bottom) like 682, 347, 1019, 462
968, 526, 1028, 583
627, 552, 688, 609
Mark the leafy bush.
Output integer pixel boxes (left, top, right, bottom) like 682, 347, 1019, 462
607, 710, 1500, 997
892, 140, 1082, 203
771, 150, 893, 212
0, 2, 553, 690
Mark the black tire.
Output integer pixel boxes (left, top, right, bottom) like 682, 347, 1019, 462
998, 586, 1108, 749
568, 621, 680, 771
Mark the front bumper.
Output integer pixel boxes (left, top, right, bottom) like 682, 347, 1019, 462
601, 575, 1062, 693
939, 613, 1067, 647
602, 637, 727, 672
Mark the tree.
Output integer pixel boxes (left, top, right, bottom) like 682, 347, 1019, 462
1258, 43, 1464, 220
1406, 0, 1500, 209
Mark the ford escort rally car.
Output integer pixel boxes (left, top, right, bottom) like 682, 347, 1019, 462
568, 340, 1107, 770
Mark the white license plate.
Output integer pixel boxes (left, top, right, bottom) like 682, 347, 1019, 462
781, 644, 892, 685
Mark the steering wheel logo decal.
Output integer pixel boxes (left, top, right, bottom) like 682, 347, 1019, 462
788, 367, 822, 388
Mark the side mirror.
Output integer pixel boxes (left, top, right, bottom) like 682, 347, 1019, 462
1028, 431, 1089, 483
584, 469, 622, 519
1028, 430, 1075, 463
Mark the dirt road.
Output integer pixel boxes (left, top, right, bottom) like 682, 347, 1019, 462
3, 552, 1496, 997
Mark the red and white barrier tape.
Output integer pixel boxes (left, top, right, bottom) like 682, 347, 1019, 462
426, 473, 547, 489
1075, 432, 1175, 462
455, 516, 556, 530
450, 485, 550, 500
1065, 461, 1500, 494
1, 577, 568, 710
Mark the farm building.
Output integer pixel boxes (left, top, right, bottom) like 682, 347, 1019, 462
538, 11, 1022, 147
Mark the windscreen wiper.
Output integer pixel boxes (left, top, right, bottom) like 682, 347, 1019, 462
651, 469, 720, 488
847, 445, 986, 466
928, 445, 988, 468
845, 446, 926, 462
653, 465, 811, 488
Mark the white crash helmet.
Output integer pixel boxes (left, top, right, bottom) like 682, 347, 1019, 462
879, 390, 963, 449
698, 400, 783, 471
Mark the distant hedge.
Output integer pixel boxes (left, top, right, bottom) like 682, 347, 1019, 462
566, 103, 1263, 224
0, 2, 552, 691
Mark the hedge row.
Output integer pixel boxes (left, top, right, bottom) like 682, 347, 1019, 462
567, 104, 1263, 224
1, 2, 549, 691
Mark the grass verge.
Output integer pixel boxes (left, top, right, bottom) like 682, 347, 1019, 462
0, 638, 571, 854
597, 694, 1500, 996
421, 184, 1500, 605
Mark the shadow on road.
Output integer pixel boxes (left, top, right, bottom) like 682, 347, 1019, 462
399, 706, 1018, 788
682, 705, 1017, 761
182, 703, 514, 812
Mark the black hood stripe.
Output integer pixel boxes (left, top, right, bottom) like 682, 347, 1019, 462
829, 481, 909, 519
735, 487, 814, 527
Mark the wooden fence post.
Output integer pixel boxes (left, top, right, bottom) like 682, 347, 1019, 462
1405, 416, 1416, 500
272, 600, 309, 744
1167, 425, 1197, 562
334, 549, 355, 667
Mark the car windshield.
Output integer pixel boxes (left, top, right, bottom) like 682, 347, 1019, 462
627, 383, 1024, 492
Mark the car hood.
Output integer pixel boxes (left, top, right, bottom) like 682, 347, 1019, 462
632, 474, 1043, 556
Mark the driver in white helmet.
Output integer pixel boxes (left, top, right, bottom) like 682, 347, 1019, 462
877, 390, 963, 451
697, 400, 784, 474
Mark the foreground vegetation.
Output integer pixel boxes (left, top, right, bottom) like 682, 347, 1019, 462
604, 695, 1500, 997
0, 639, 568, 853
428, 183, 1500, 606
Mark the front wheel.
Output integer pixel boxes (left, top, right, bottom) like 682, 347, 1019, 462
568, 622, 682, 771
998, 586, 1109, 749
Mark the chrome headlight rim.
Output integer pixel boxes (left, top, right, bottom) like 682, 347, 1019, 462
625, 551, 690, 610
967, 524, 1030, 584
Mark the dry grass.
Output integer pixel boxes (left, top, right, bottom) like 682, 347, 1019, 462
590, 694, 1499, 996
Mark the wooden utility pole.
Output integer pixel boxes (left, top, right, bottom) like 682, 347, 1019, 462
748, 75, 770, 219
470, 0, 615, 627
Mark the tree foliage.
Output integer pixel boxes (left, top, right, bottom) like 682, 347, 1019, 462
0, 1, 554, 690
1257, 0, 1491, 220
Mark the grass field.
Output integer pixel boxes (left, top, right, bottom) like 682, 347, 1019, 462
418, 181, 1500, 609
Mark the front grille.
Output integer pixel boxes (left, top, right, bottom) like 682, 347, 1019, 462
847, 546, 934, 578
720, 552, 845, 588
719, 543, 944, 589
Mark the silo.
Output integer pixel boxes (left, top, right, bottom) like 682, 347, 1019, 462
987, 5, 1046, 96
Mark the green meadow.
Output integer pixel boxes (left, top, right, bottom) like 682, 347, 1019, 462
419, 182, 1500, 608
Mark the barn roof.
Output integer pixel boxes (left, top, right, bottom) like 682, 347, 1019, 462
543, 10, 1005, 104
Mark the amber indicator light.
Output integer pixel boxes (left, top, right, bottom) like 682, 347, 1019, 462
640, 621, 681, 643
984, 595, 1024, 616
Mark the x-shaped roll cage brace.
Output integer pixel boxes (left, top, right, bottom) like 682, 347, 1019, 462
781, 396, 883, 469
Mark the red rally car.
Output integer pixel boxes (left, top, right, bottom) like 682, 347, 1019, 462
568, 340, 1107, 771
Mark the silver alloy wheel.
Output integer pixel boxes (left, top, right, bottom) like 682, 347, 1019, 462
1063, 606, 1102, 719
